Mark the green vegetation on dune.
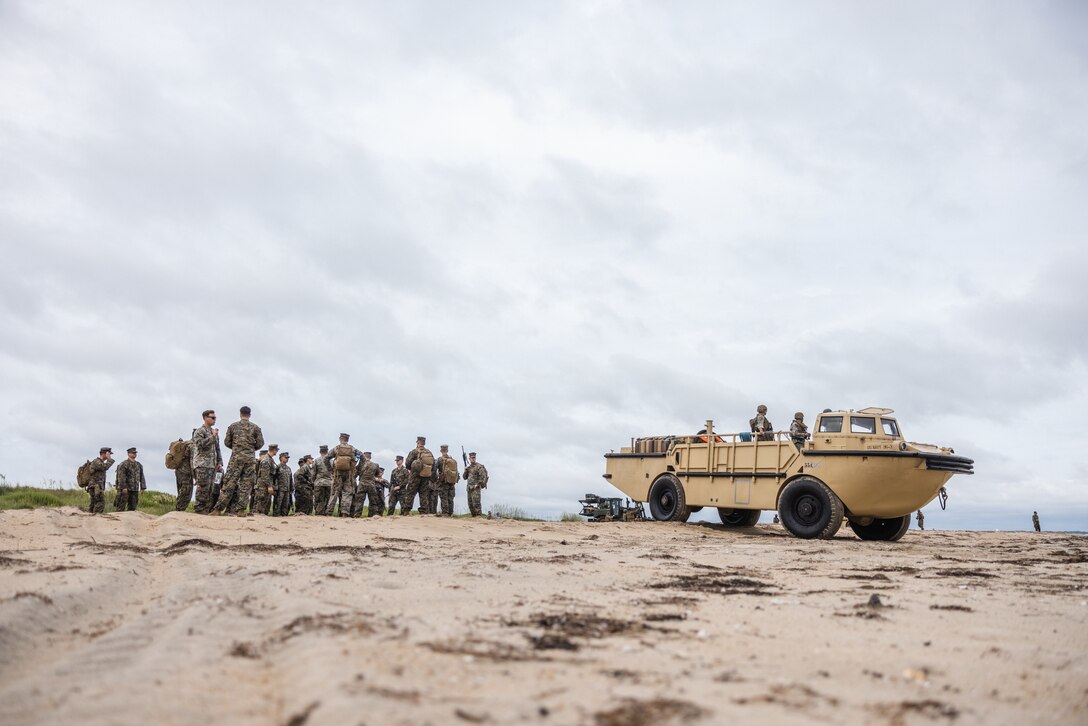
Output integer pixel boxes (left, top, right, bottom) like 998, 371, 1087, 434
0, 485, 183, 516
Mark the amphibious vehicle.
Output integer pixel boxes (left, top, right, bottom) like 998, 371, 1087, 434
602, 408, 973, 541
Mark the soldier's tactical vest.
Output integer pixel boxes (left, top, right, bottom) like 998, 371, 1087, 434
442, 457, 458, 484
418, 449, 435, 478
334, 444, 354, 472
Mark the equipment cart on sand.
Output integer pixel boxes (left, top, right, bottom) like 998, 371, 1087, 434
603, 408, 973, 541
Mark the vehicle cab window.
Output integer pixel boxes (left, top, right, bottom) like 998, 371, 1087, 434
818, 416, 843, 433
881, 419, 900, 437
850, 416, 877, 434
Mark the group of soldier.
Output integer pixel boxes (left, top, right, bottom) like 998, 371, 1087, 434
748, 404, 810, 451
82, 406, 489, 518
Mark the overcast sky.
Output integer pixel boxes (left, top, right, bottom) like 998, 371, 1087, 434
1, 1, 1085, 530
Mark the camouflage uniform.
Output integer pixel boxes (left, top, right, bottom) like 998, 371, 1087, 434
789, 418, 809, 452
324, 443, 362, 517
87, 456, 114, 514
174, 441, 195, 512
312, 452, 333, 516
253, 453, 278, 515
113, 458, 146, 512
436, 452, 459, 516
190, 424, 223, 514
463, 461, 488, 517
214, 418, 265, 515
387, 463, 409, 515
273, 459, 293, 516
353, 458, 381, 517
916, 510, 925, 530
750, 413, 774, 442
402, 444, 434, 514
1032, 512, 1041, 532
294, 460, 314, 515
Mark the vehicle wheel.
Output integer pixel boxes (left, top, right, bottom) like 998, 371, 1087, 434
777, 477, 844, 539
648, 475, 687, 522
717, 508, 761, 527
851, 514, 911, 542
679, 507, 693, 522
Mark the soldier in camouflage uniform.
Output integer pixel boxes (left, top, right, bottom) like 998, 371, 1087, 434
312, 445, 333, 515
436, 444, 459, 516
386, 455, 408, 515
916, 509, 925, 530
750, 404, 774, 442
252, 445, 279, 515
463, 451, 488, 517
789, 412, 810, 452
293, 455, 315, 515
353, 451, 382, 517
1032, 511, 1041, 532
191, 410, 223, 514
87, 447, 115, 515
324, 433, 362, 517
402, 436, 434, 515
113, 447, 146, 512
173, 438, 195, 512
212, 406, 265, 516
273, 451, 293, 516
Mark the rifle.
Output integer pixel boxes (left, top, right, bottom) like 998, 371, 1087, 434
461, 446, 468, 468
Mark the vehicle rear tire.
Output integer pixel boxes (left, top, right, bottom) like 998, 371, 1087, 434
717, 508, 761, 527
679, 507, 693, 522
851, 514, 911, 542
778, 477, 844, 539
648, 475, 687, 522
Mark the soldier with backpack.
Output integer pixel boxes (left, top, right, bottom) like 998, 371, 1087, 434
212, 406, 265, 516
324, 433, 362, 517
113, 447, 146, 512
166, 437, 194, 511
436, 444, 459, 516
190, 410, 223, 514
401, 436, 435, 514
80, 447, 114, 515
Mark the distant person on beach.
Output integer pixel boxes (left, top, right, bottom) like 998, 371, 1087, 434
463, 452, 489, 517
916, 510, 924, 530
113, 447, 146, 512
86, 447, 115, 514
750, 405, 774, 442
1032, 511, 1041, 532
212, 406, 265, 516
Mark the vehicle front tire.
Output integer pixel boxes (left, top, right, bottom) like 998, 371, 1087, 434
648, 475, 687, 522
717, 508, 761, 527
851, 514, 911, 542
777, 477, 844, 539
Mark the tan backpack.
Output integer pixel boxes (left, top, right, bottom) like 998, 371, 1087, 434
418, 449, 434, 478
165, 439, 191, 470
76, 460, 93, 488
442, 457, 458, 484
334, 444, 355, 472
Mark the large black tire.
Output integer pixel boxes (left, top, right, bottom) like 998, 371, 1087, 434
648, 475, 687, 522
717, 508, 761, 527
851, 515, 911, 542
777, 477, 844, 539
679, 507, 693, 522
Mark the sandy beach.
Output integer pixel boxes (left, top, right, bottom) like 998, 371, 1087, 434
0, 508, 1085, 725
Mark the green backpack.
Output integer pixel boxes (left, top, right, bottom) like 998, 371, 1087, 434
76, 460, 93, 488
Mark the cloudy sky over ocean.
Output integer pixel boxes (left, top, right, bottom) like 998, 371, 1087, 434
1, 1, 1085, 530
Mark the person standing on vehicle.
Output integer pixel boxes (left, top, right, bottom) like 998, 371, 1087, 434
789, 412, 809, 451
750, 405, 774, 442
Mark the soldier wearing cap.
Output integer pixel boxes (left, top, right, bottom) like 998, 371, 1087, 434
324, 433, 362, 517
312, 445, 333, 516
435, 444, 459, 516
87, 447, 115, 515
252, 445, 279, 515
353, 451, 382, 517
273, 451, 293, 516
113, 447, 146, 512
463, 451, 489, 517
402, 436, 434, 514
190, 409, 223, 514
387, 455, 408, 515
212, 406, 265, 516
750, 404, 774, 442
789, 412, 810, 452
294, 455, 315, 515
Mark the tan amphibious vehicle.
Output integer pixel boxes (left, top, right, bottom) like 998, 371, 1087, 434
603, 408, 973, 541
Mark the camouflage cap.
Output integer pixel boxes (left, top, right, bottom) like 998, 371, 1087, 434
757, 404, 768, 413
279, 452, 289, 459
363, 451, 372, 456
127, 447, 137, 454
100, 447, 112, 454
395, 455, 404, 461
319, 445, 329, 453
416, 436, 426, 443
340, 433, 350, 440
468, 452, 477, 457
303, 454, 314, 461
